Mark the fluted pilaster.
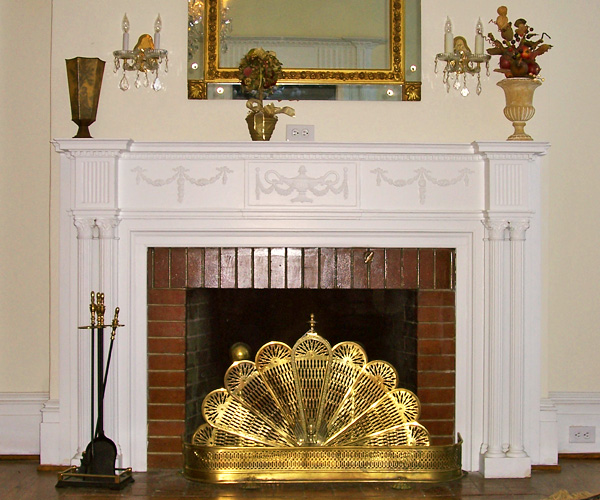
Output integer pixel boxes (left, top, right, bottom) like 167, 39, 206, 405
507, 219, 530, 458
483, 219, 509, 459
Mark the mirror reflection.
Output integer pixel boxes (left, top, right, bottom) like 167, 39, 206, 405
188, 0, 421, 101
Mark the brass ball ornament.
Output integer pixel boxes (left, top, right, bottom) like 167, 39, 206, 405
229, 342, 251, 362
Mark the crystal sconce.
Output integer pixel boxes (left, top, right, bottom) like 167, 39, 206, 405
113, 14, 168, 91
434, 17, 490, 96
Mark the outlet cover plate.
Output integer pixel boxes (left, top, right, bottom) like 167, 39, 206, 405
569, 426, 596, 443
286, 124, 315, 141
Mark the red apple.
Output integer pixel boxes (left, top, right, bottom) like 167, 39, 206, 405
527, 61, 540, 76
499, 55, 512, 69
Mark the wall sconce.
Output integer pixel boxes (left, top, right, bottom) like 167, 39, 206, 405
435, 17, 490, 96
113, 14, 168, 91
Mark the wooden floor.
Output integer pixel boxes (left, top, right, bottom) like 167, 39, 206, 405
1, 458, 600, 499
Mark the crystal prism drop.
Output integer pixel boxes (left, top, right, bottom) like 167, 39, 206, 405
461, 87, 470, 97
453, 79, 461, 90
152, 76, 162, 92
119, 74, 130, 91
134, 73, 141, 88
144, 73, 150, 87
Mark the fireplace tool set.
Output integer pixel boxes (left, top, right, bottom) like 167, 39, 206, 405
56, 292, 134, 490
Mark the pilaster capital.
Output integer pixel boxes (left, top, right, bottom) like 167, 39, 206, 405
508, 220, 530, 241
96, 217, 121, 240
483, 219, 509, 241
73, 218, 95, 240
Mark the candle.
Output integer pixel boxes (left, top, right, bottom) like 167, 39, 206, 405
475, 18, 484, 55
122, 14, 130, 51
444, 17, 454, 53
154, 14, 162, 50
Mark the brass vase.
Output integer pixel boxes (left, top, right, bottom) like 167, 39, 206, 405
497, 77, 542, 141
246, 112, 277, 141
66, 57, 106, 138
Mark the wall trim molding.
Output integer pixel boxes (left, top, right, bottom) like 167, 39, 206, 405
0, 392, 49, 455
549, 391, 600, 454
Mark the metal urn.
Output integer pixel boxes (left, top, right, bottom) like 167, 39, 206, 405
66, 57, 106, 138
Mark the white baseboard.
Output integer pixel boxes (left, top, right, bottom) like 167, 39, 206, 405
40, 398, 61, 465
538, 398, 558, 464
549, 391, 600, 454
0, 392, 49, 455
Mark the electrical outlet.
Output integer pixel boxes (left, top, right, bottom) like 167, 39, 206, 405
569, 426, 596, 443
286, 124, 315, 142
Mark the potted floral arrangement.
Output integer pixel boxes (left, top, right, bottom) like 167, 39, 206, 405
486, 6, 552, 140
238, 48, 295, 141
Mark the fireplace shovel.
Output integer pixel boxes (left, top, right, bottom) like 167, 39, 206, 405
79, 301, 120, 477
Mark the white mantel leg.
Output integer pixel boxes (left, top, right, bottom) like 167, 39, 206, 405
482, 217, 532, 477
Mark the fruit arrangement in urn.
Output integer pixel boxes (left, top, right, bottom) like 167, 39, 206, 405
486, 6, 552, 78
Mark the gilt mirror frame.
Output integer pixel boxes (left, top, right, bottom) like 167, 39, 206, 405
188, 0, 421, 101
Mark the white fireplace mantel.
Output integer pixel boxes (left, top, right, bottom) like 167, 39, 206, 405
42, 139, 552, 478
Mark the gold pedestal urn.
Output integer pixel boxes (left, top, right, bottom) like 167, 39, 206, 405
497, 77, 542, 141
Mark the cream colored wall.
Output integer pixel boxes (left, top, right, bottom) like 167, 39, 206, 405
2, 0, 596, 399
0, 1, 51, 393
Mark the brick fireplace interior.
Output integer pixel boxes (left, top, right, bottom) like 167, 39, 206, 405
147, 247, 456, 469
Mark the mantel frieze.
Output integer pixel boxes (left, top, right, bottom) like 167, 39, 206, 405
122, 151, 484, 163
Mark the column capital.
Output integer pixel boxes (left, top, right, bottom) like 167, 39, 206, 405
483, 219, 509, 241
508, 220, 530, 241
96, 217, 121, 240
73, 218, 95, 240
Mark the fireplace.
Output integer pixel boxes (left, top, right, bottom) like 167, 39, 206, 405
147, 246, 456, 468
45, 139, 551, 478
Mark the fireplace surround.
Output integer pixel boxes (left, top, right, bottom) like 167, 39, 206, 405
44, 139, 551, 478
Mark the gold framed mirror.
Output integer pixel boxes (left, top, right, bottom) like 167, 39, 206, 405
188, 0, 421, 101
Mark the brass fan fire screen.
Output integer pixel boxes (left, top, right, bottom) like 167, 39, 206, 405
183, 315, 462, 483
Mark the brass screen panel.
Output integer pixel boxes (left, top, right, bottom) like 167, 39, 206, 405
316, 342, 367, 442
192, 423, 264, 447
255, 342, 303, 442
292, 334, 332, 444
224, 361, 296, 445
325, 360, 398, 441
326, 388, 420, 446
202, 389, 291, 446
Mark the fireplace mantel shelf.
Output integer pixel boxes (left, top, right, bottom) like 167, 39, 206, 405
43, 139, 551, 479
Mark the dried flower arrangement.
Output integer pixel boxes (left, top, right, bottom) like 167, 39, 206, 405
486, 6, 552, 78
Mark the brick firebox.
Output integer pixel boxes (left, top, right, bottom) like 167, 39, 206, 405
147, 247, 456, 469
